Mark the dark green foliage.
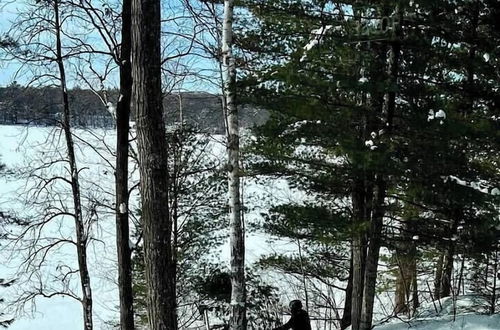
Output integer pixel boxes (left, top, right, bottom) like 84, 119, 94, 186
470, 247, 500, 314
195, 267, 232, 301
235, 0, 499, 325
0, 280, 14, 327
193, 266, 282, 329
0, 36, 16, 49
262, 204, 350, 242
239, 0, 500, 247
131, 125, 228, 327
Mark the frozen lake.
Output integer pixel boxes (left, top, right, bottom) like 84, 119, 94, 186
0, 124, 298, 329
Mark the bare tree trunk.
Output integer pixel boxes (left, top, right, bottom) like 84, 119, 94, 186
359, 14, 399, 325
434, 253, 444, 300
115, 0, 134, 328
350, 179, 366, 330
395, 218, 418, 315
440, 245, 454, 299
441, 215, 460, 299
222, 1, 246, 329
491, 249, 498, 314
340, 257, 353, 330
360, 178, 386, 330
131, 0, 177, 328
53, 1, 93, 329
297, 239, 309, 312
456, 254, 466, 296
411, 263, 419, 316
394, 244, 417, 317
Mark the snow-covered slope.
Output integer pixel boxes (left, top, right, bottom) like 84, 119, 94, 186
0, 125, 294, 329
374, 314, 500, 330
373, 296, 500, 330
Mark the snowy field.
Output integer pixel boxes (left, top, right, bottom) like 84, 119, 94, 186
373, 296, 500, 330
0, 125, 298, 329
0, 125, 128, 329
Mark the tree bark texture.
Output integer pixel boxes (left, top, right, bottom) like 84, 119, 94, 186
115, 0, 135, 328
340, 257, 353, 330
222, 1, 247, 329
350, 178, 366, 330
131, 0, 177, 328
434, 253, 444, 300
440, 245, 454, 299
359, 15, 400, 327
54, 1, 93, 329
394, 237, 418, 316
491, 250, 498, 314
360, 177, 386, 330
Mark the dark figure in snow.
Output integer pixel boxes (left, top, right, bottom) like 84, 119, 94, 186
274, 300, 312, 330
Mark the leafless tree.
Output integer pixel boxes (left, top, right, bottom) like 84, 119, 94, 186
2, 1, 113, 328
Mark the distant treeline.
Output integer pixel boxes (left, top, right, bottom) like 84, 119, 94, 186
0, 84, 267, 132
0, 84, 114, 127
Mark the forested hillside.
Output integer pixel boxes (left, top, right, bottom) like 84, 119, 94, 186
0, 86, 267, 131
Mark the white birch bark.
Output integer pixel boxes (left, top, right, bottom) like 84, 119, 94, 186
222, 1, 246, 329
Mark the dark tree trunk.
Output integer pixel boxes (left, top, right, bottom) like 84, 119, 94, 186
115, 0, 134, 328
53, 1, 93, 329
340, 257, 353, 330
360, 177, 386, 330
440, 213, 460, 299
394, 264, 408, 315
434, 253, 444, 300
131, 0, 177, 328
440, 245, 454, 299
394, 241, 417, 317
360, 12, 399, 326
491, 250, 498, 314
350, 178, 366, 330
463, 0, 479, 117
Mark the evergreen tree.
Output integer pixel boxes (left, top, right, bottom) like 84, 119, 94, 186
131, 126, 228, 328
236, 0, 499, 328
470, 245, 500, 314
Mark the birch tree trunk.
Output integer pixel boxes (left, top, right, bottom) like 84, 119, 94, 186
115, 0, 134, 328
53, 1, 93, 329
222, 1, 247, 329
131, 0, 177, 328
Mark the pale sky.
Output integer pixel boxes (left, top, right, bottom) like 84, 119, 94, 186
0, 0, 221, 93
0, 0, 23, 86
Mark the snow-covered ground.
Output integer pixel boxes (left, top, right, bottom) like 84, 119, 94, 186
0, 125, 123, 329
373, 296, 500, 330
0, 125, 296, 329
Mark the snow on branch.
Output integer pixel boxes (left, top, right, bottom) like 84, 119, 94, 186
301, 25, 342, 62
443, 175, 500, 195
